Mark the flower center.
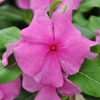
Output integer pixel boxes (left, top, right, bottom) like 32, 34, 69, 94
50, 45, 56, 51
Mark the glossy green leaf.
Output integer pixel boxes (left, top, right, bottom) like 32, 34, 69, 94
74, 23, 95, 39
79, 0, 100, 12
49, 0, 62, 17
93, 55, 100, 66
14, 89, 37, 100
90, 44, 100, 53
69, 59, 100, 97
0, 27, 21, 47
0, 54, 22, 83
73, 12, 87, 27
89, 16, 100, 32
0, 5, 33, 24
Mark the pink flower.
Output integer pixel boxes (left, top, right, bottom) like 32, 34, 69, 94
2, 10, 90, 87
17, 0, 54, 12
0, 77, 21, 100
0, 0, 4, 3
22, 73, 81, 100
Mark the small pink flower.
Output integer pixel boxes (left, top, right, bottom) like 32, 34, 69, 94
0, 77, 21, 100
2, 10, 90, 87
17, 0, 54, 12
22, 74, 81, 100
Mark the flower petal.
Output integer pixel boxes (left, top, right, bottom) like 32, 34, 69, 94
0, 77, 21, 100
35, 86, 61, 100
53, 12, 81, 46
17, 0, 30, 9
22, 73, 44, 92
57, 38, 90, 75
58, 79, 82, 97
34, 52, 63, 87
96, 30, 100, 43
0, 90, 3, 99
21, 10, 54, 44
2, 40, 23, 66
86, 52, 98, 60
14, 43, 49, 76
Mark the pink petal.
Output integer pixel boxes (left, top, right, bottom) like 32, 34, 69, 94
58, 79, 82, 97
22, 73, 44, 92
0, 90, 3, 99
17, 0, 30, 9
53, 12, 81, 46
35, 86, 61, 100
55, 0, 73, 21
57, 38, 90, 75
2, 40, 23, 66
82, 36, 98, 60
86, 52, 98, 60
96, 30, 100, 43
73, 0, 82, 10
30, 0, 54, 12
0, 77, 21, 100
81, 36, 98, 47
14, 43, 50, 76
21, 9, 54, 44
34, 52, 63, 87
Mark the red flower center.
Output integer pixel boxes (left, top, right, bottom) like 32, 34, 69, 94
50, 45, 56, 51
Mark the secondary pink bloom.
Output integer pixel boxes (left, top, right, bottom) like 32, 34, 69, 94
0, 77, 21, 100
58, 74, 82, 97
22, 73, 44, 92
0, 0, 4, 3
22, 74, 81, 100
2, 10, 90, 87
17, 0, 54, 12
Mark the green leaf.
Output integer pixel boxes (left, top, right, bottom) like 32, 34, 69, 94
14, 89, 37, 100
73, 12, 87, 27
90, 44, 100, 53
93, 55, 100, 66
61, 96, 68, 100
79, 0, 100, 12
0, 27, 21, 47
69, 59, 100, 97
49, 0, 62, 17
0, 5, 33, 24
89, 16, 100, 32
74, 23, 95, 39
0, 54, 22, 83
